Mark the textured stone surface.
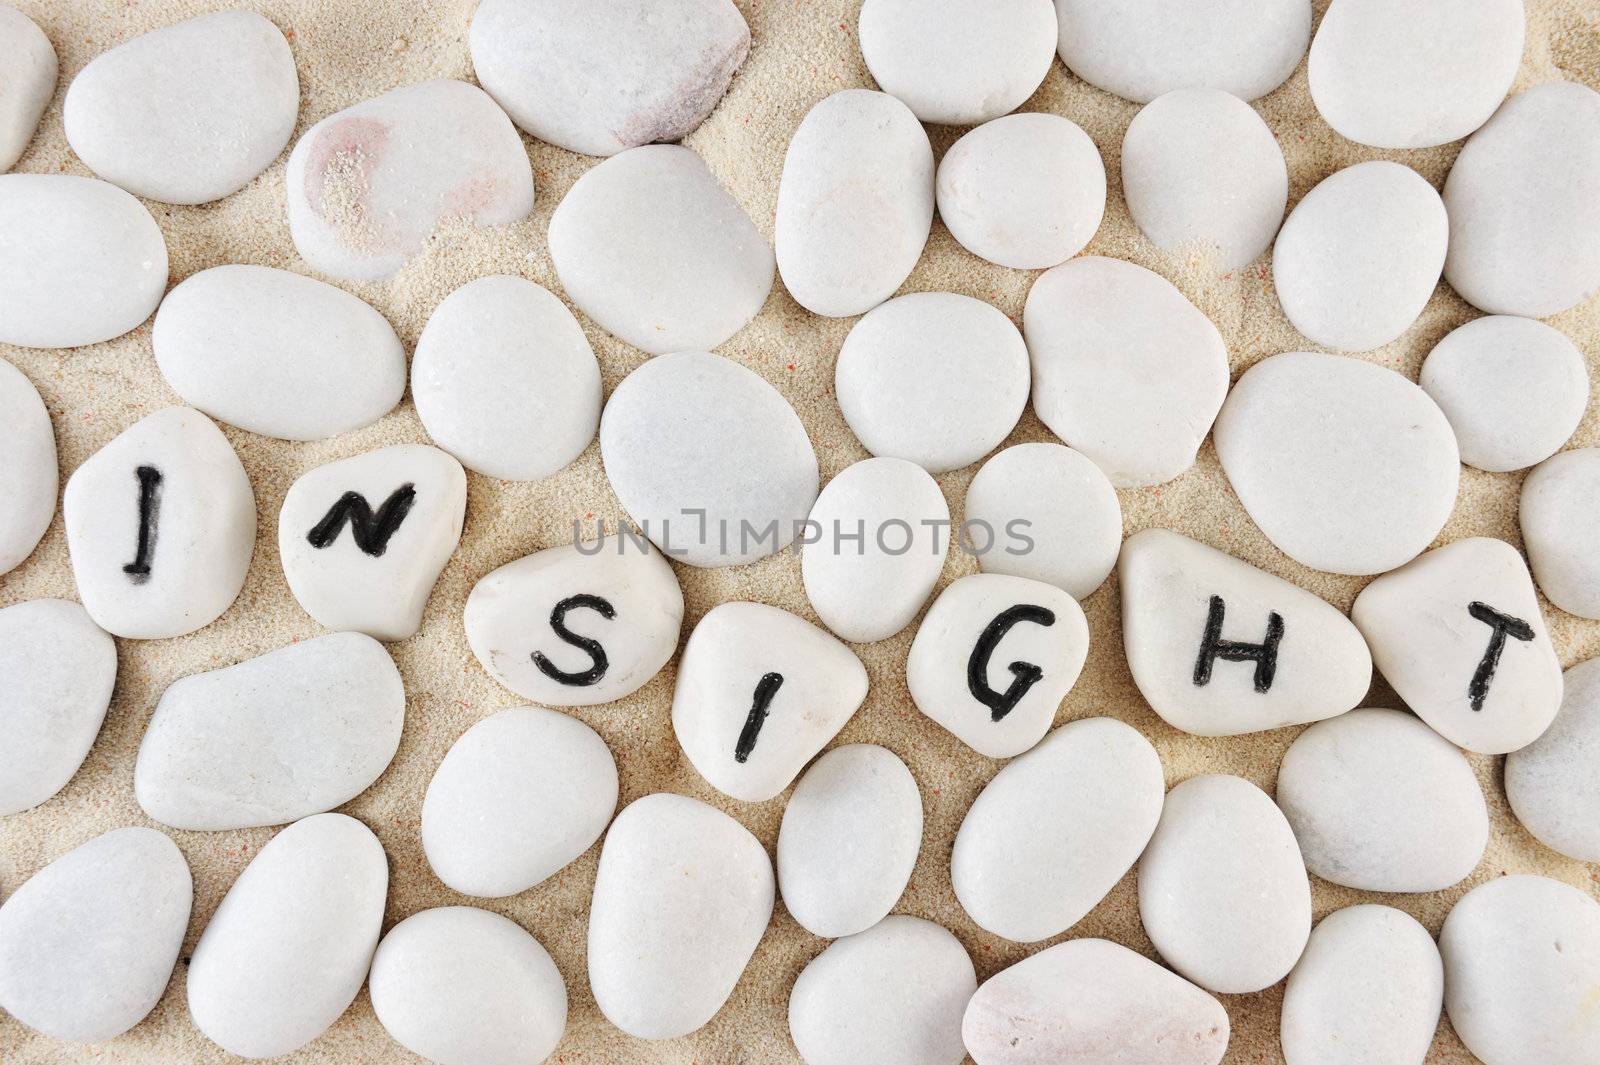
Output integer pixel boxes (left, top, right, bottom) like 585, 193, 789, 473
0, 356, 56, 575
1506, 656, 1600, 861
0, 5, 54, 171
1520, 447, 1600, 619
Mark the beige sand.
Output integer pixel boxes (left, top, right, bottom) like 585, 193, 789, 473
2, 1, 1598, 1062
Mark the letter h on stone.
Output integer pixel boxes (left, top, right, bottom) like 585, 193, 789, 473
1192, 595, 1284, 694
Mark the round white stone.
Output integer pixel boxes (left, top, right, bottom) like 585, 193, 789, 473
369, 907, 567, 1065
672, 602, 869, 803
1444, 81, 1600, 318
0, 827, 190, 1044
187, 813, 388, 1060
0, 174, 167, 349
1272, 161, 1448, 352
952, 717, 1163, 943
1309, 0, 1523, 150
413, 275, 601, 482
789, 916, 974, 1065
935, 112, 1105, 270
1276, 708, 1489, 892
422, 706, 618, 898
1523, 448, 1600, 619
549, 144, 773, 355
135, 632, 405, 831
153, 264, 407, 441
470, 0, 748, 157
1440, 875, 1600, 1065
285, 79, 534, 282
63, 406, 256, 639
775, 89, 933, 318
835, 292, 1029, 474
63, 11, 298, 204
963, 938, 1230, 1065
587, 793, 774, 1040
1025, 256, 1229, 487
0, 357, 56, 575
1420, 316, 1589, 473
1506, 656, 1600, 862
1281, 905, 1443, 1065
0, 6, 55, 172
463, 537, 684, 706
1053, 0, 1311, 103
1138, 773, 1312, 994
0, 599, 116, 817
600, 351, 819, 567
1122, 88, 1288, 270
777, 744, 922, 939
1214, 352, 1460, 576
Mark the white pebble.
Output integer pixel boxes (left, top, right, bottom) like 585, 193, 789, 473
1522, 448, 1600, 619
1506, 656, 1600, 862
0, 6, 55, 171
0, 357, 56, 575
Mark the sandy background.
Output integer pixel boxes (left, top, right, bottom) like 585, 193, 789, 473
2, 0, 1599, 1062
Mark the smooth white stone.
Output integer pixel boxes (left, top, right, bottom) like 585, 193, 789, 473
135, 632, 405, 831
0, 357, 56, 575
463, 538, 684, 706
1053, 0, 1311, 103
369, 907, 567, 1065
1122, 88, 1288, 269
279, 445, 466, 642
1138, 774, 1312, 994
1272, 161, 1447, 352
952, 718, 1163, 943
1444, 81, 1600, 318
777, 744, 922, 939
1353, 537, 1562, 755
1025, 256, 1228, 487
1421, 316, 1589, 473
935, 113, 1105, 271
1309, 0, 1523, 150
63, 407, 255, 639
0, 600, 116, 817
0, 6, 55, 171
0, 174, 167, 349
789, 916, 974, 1065
188, 813, 388, 1060
549, 145, 772, 355
1120, 529, 1372, 737
600, 351, 819, 567
153, 265, 405, 441
1281, 905, 1443, 1065
422, 706, 618, 898
1440, 875, 1600, 1065
0, 827, 190, 1043
1276, 708, 1489, 891
672, 602, 868, 802
1506, 656, 1600, 861
470, 0, 748, 157
412, 275, 600, 482
1214, 352, 1460, 576
775, 89, 934, 317
587, 793, 774, 1040
285, 79, 534, 282
801, 458, 948, 643
63, 12, 297, 204
836, 292, 1028, 474
963, 938, 1230, 1065
907, 573, 1089, 759
1523, 448, 1600, 618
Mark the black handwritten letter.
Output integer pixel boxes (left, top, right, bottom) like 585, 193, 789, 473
306, 484, 417, 557
735, 672, 785, 763
122, 465, 162, 584
1192, 596, 1285, 694
532, 594, 617, 686
968, 605, 1058, 722
1467, 602, 1535, 712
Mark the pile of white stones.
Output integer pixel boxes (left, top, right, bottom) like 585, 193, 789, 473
1, 1, 1599, 1064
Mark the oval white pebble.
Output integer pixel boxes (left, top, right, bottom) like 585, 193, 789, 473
952, 717, 1163, 943
587, 793, 774, 1040
549, 144, 773, 355
777, 744, 922, 939
1272, 161, 1448, 352
0, 174, 168, 349
1139, 773, 1311, 994
135, 632, 405, 831
1506, 656, 1600, 862
1214, 352, 1460, 576
775, 89, 933, 317
0, 6, 55, 171
369, 907, 567, 1065
63, 11, 298, 204
0, 357, 56, 575
1523, 448, 1600, 619
935, 112, 1105, 270
153, 265, 407, 441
